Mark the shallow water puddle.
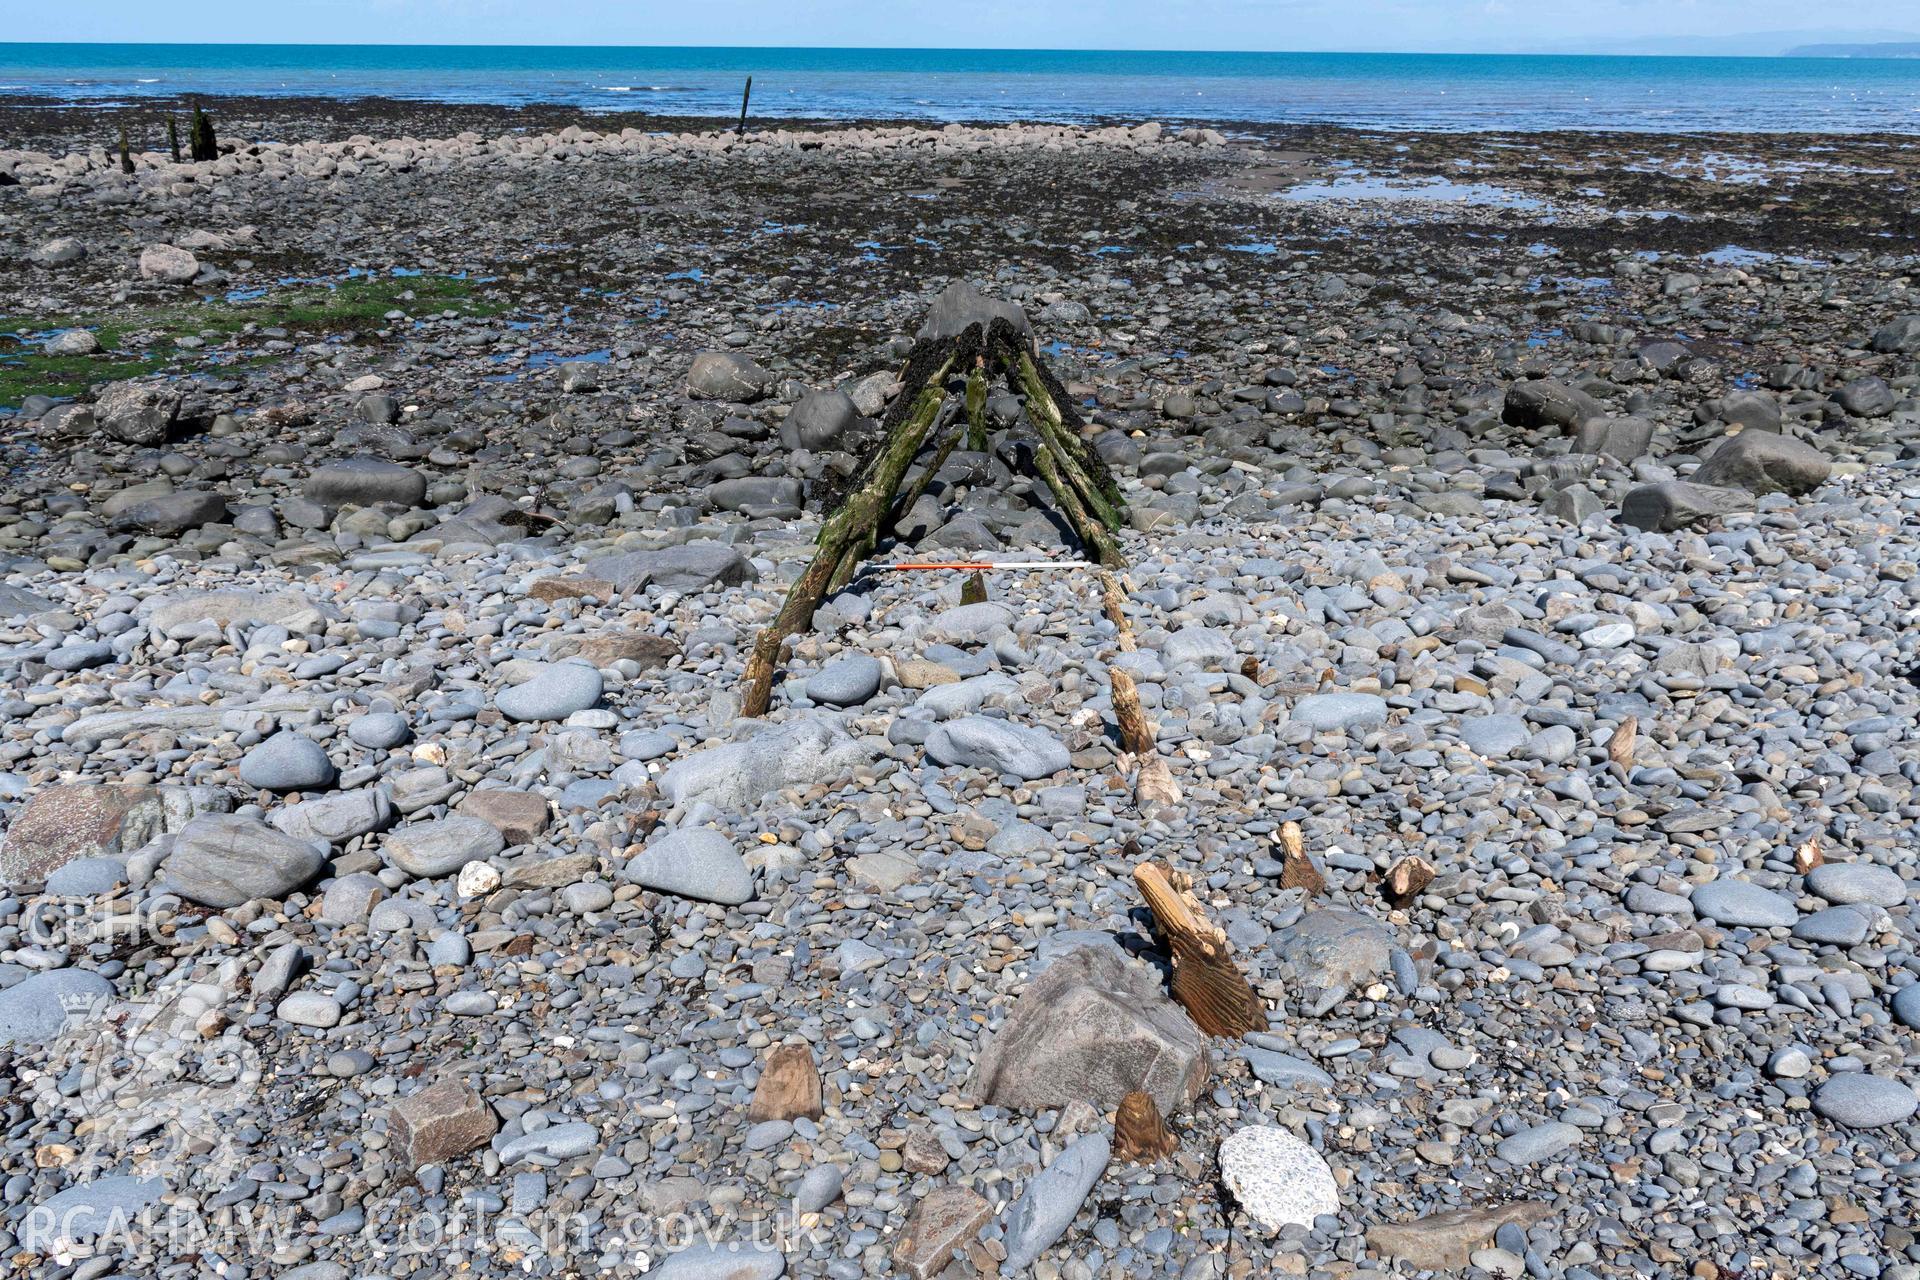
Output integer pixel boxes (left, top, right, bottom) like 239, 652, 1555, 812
1275, 175, 1545, 209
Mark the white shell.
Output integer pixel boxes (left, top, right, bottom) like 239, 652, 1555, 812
1218, 1125, 1340, 1232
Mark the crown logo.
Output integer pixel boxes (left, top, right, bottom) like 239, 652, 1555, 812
57, 990, 108, 1018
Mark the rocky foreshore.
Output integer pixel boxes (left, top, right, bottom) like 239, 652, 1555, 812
1, 102, 1918, 1280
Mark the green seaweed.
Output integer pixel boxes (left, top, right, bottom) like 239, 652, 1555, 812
0, 273, 499, 409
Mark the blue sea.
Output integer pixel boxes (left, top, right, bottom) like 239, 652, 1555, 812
1, 44, 1918, 133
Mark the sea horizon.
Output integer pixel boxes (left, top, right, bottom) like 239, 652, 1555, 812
2, 41, 1918, 132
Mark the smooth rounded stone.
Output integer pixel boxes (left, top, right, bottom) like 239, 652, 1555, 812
1794, 907, 1872, 947
238, 731, 338, 792
643, 1243, 786, 1280
1291, 692, 1388, 733
140, 243, 199, 282
0, 969, 113, 1046
319, 872, 386, 926
277, 992, 343, 1028
917, 279, 1032, 343
347, 712, 411, 749
744, 1120, 794, 1152
1690, 879, 1799, 928
686, 351, 773, 402
328, 1049, 376, 1078
781, 388, 861, 451
624, 828, 753, 905
44, 856, 127, 896
163, 813, 327, 908
273, 789, 392, 847
1217, 1126, 1339, 1233
1892, 985, 1920, 1031
792, 1164, 844, 1213
1001, 1132, 1111, 1270
1767, 1046, 1813, 1079
427, 933, 473, 966
304, 457, 427, 508
925, 717, 1070, 780
1805, 863, 1908, 908
1579, 622, 1634, 649
659, 715, 874, 811
922, 602, 1013, 644
384, 816, 506, 879
1496, 1122, 1583, 1165
446, 990, 497, 1015
21, 1176, 165, 1248
1460, 714, 1529, 758
497, 662, 603, 723
804, 654, 883, 707
560, 881, 614, 914
1162, 626, 1236, 669
46, 641, 113, 672
1812, 1075, 1918, 1129
496, 1121, 598, 1165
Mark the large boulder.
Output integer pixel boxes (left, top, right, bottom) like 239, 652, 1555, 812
161, 814, 327, 908
304, 458, 427, 508
686, 352, 772, 402
1869, 314, 1920, 354
1834, 376, 1896, 418
138, 244, 199, 283
967, 943, 1209, 1115
581, 543, 759, 595
661, 716, 874, 812
109, 489, 230, 535
1618, 481, 1751, 532
780, 389, 863, 452
1502, 378, 1600, 431
926, 717, 1070, 780
94, 380, 183, 446
0, 784, 166, 888
1692, 431, 1830, 497
916, 280, 1034, 344
1570, 416, 1654, 462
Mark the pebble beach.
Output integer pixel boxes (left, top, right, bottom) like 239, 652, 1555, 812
1, 95, 1919, 1280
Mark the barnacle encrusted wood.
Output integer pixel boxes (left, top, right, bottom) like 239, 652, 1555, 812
1133, 860, 1265, 1038
740, 287, 1130, 718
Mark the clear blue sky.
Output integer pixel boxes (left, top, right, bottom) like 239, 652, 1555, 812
11, 3, 1914, 55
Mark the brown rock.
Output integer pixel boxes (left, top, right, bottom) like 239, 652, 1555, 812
892, 1186, 993, 1280
748, 1043, 822, 1122
501, 851, 597, 889
893, 658, 960, 689
390, 1079, 498, 1169
0, 784, 165, 887
456, 790, 550, 846
1367, 1201, 1554, 1270
528, 576, 616, 603
902, 1129, 951, 1175
546, 631, 681, 670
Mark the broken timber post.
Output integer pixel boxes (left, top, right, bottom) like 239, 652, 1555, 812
1134, 861, 1264, 1039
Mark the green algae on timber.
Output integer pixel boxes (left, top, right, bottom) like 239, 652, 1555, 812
0, 274, 499, 409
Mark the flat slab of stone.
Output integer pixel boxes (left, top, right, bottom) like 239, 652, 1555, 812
893, 1186, 993, 1280
624, 827, 753, 905
660, 717, 873, 813
0, 783, 164, 887
1367, 1201, 1554, 1271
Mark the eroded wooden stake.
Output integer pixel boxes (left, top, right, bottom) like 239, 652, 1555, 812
1133, 861, 1263, 1039
1113, 1090, 1176, 1163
